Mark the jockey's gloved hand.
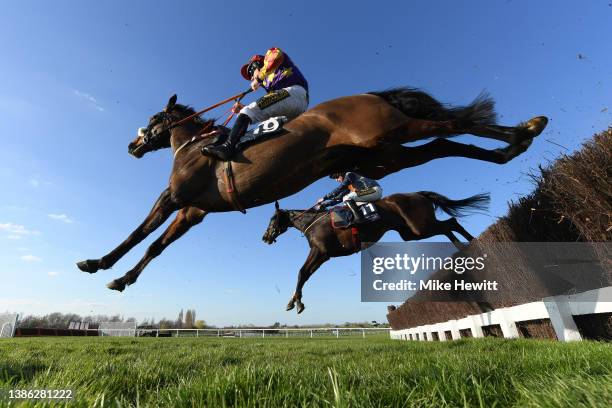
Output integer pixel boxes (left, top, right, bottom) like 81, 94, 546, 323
232, 101, 244, 114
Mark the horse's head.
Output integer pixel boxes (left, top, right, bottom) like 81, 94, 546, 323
128, 94, 179, 158
262, 201, 291, 244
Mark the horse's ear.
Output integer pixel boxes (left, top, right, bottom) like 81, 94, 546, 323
165, 94, 177, 111
274, 201, 280, 210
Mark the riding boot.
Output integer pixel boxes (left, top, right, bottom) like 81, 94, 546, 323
202, 113, 251, 161
346, 199, 363, 224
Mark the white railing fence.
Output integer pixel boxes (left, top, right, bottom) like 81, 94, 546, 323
86, 327, 391, 338
390, 286, 612, 342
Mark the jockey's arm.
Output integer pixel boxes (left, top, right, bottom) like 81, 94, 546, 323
323, 177, 351, 201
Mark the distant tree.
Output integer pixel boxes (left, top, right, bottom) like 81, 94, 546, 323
159, 319, 174, 330
194, 320, 206, 329
184, 310, 193, 329
177, 309, 184, 328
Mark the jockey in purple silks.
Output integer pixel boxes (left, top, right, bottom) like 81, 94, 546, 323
203, 47, 309, 161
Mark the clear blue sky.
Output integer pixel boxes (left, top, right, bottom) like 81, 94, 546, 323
1, 1, 610, 326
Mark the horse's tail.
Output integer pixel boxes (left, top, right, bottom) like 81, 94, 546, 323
417, 191, 490, 217
368, 87, 497, 125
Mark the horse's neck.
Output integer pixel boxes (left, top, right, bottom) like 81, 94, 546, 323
288, 211, 321, 232
170, 124, 202, 153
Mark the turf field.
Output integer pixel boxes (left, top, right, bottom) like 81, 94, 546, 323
1, 336, 611, 407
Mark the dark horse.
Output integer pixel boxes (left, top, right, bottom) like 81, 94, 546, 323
262, 192, 490, 313
77, 87, 547, 291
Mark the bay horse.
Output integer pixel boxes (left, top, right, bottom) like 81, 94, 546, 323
76, 88, 547, 291
262, 192, 489, 313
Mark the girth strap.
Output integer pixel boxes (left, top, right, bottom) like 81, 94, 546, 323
351, 227, 361, 252
223, 161, 246, 214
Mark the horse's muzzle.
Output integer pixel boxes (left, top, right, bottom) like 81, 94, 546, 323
128, 143, 146, 158
262, 235, 277, 245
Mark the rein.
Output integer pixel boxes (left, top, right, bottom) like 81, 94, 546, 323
293, 203, 320, 220
302, 213, 329, 235
289, 210, 328, 236
170, 88, 252, 130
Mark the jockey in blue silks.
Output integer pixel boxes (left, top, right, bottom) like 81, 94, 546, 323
318, 172, 382, 222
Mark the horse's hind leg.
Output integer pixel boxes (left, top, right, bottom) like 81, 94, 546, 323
287, 248, 329, 314
107, 207, 206, 292
460, 116, 548, 145
385, 116, 547, 146
360, 138, 533, 179
77, 188, 178, 273
445, 217, 475, 242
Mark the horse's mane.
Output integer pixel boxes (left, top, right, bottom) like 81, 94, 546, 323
173, 103, 216, 127
283, 209, 328, 231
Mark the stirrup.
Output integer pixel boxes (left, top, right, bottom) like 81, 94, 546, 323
202, 143, 233, 161
346, 201, 363, 223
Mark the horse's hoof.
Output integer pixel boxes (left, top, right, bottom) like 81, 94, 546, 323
525, 116, 548, 137
106, 279, 126, 292
77, 259, 100, 274
286, 303, 295, 311
296, 302, 305, 314
498, 135, 534, 162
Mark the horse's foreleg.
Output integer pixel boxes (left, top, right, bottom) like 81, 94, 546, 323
287, 248, 329, 314
106, 207, 206, 292
76, 188, 178, 273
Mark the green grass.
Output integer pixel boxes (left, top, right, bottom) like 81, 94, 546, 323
0, 336, 611, 407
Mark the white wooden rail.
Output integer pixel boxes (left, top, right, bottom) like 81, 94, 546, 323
133, 327, 390, 338
35, 327, 390, 338
390, 286, 612, 342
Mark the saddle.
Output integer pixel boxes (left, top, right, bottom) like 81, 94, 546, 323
330, 203, 381, 229
203, 116, 289, 151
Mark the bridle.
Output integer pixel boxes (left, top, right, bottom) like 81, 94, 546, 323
142, 111, 174, 147
265, 211, 290, 243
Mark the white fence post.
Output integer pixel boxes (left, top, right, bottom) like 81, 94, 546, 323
497, 308, 520, 339
469, 316, 484, 338
544, 296, 582, 341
